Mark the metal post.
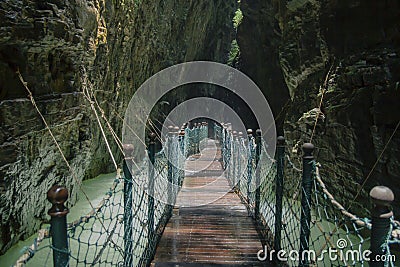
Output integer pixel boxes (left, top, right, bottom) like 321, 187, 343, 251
195, 123, 200, 154
175, 128, 180, 189
230, 130, 233, 181
148, 132, 156, 242
167, 129, 174, 208
47, 185, 69, 267
214, 123, 217, 140
370, 186, 394, 267
225, 126, 228, 167
191, 123, 195, 155
178, 129, 185, 187
179, 129, 185, 156
274, 136, 285, 253
122, 144, 134, 267
221, 126, 225, 168
232, 131, 237, 187
226, 129, 231, 181
227, 127, 230, 169
237, 132, 243, 191
254, 129, 262, 221
247, 129, 253, 204
203, 122, 208, 139
299, 143, 315, 267
216, 123, 221, 143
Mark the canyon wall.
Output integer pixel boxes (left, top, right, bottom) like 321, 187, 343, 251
238, 0, 400, 216
0, 0, 236, 254
2, 0, 398, 256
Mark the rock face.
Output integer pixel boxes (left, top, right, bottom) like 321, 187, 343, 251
0, 0, 236, 254
237, 0, 400, 216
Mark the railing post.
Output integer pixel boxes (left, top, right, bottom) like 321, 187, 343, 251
232, 131, 237, 187
47, 185, 69, 267
226, 128, 232, 181
122, 144, 134, 267
216, 123, 222, 143
254, 129, 262, 221
370, 186, 394, 267
274, 136, 285, 253
254, 129, 262, 222
167, 129, 173, 208
246, 129, 253, 204
191, 123, 196, 155
221, 125, 226, 168
178, 129, 185, 187
148, 132, 156, 242
237, 132, 243, 191
179, 129, 185, 154
299, 142, 315, 267
186, 127, 191, 158
195, 123, 200, 154
226, 123, 232, 178
201, 122, 206, 141
225, 127, 229, 169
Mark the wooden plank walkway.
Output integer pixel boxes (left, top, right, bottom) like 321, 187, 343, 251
151, 140, 271, 266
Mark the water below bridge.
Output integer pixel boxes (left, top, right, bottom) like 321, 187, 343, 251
0, 173, 117, 266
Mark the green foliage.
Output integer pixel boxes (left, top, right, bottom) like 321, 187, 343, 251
227, 39, 240, 66
233, 9, 243, 29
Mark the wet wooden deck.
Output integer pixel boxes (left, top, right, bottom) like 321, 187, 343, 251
151, 140, 269, 266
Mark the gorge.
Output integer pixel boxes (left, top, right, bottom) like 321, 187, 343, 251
0, 0, 399, 258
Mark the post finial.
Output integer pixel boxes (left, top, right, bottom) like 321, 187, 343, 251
370, 186, 394, 218
47, 185, 69, 217
302, 143, 314, 158
123, 144, 134, 158
148, 132, 157, 144
277, 136, 285, 146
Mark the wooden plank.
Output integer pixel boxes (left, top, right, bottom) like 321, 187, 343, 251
151, 140, 274, 266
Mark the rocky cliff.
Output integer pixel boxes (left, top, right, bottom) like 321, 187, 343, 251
238, 0, 400, 216
1, 0, 398, 256
0, 0, 236, 254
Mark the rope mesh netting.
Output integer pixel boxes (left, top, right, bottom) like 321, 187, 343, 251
11, 122, 399, 266
13, 125, 208, 267
216, 123, 399, 267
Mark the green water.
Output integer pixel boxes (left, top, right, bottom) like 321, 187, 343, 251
0, 173, 117, 267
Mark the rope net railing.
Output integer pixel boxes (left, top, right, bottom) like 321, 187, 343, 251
12, 124, 208, 267
308, 164, 399, 267
216, 123, 399, 267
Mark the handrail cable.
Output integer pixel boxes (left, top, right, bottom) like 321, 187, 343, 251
347, 120, 400, 210
309, 63, 335, 143
17, 70, 124, 255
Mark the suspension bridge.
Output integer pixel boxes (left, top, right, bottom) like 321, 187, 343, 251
10, 120, 399, 267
